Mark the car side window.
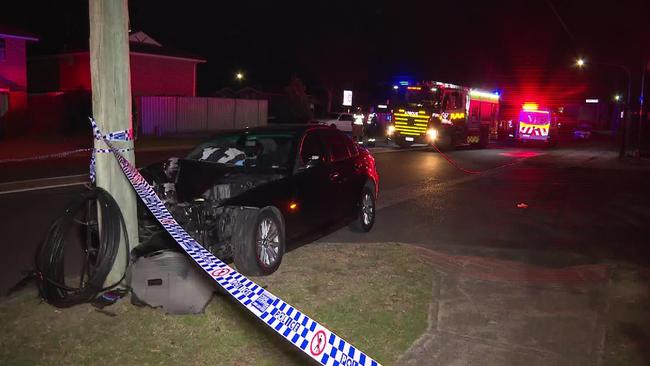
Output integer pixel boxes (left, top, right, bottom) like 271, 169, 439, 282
299, 131, 327, 167
339, 114, 354, 122
323, 130, 350, 162
342, 132, 359, 157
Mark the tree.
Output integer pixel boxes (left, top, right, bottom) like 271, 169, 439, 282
285, 76, 312, 123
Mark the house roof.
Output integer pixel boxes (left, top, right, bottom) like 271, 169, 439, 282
0, 25, 39, 41
127, 31, 205, 62
128, 31, 161, 47
128, 42, 206, 62
31, 31, 204, 63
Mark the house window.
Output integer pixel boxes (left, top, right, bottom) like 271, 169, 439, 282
0, 39, 6, 61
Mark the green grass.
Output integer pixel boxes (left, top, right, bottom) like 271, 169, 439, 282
0, 243, 434, 366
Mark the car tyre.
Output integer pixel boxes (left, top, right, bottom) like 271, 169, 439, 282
350, 183, 376, 232
233, 207, 285, 276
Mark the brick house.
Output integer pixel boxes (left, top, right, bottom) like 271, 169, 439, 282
29, 31, 205, 96
25, 31, 205, 134
0, 25, 38, 131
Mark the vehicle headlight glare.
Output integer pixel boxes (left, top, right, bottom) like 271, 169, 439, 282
427, 128, 438, 140
387, 125, 395, 136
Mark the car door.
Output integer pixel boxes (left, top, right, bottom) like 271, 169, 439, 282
286, 130, 332, 239
321, 129, 357, 220
341, 132, 366, 208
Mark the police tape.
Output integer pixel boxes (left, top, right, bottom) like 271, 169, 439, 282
0, 129, 133, 166
90, 119, 382, 366
0, 148, 93, 164
90, 127, 134, 183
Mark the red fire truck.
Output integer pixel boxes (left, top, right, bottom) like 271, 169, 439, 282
386, 81, 500, 149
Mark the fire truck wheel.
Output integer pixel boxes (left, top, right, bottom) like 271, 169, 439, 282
435, 134, 453, 151
396, 139, 413, 148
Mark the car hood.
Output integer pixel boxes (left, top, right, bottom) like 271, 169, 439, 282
141, 158, 287, 203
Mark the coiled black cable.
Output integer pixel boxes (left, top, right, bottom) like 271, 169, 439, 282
35, 186, 129, 308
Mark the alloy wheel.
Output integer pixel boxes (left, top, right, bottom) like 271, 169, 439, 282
362, 192, 374, 226
256, 218, 280, 268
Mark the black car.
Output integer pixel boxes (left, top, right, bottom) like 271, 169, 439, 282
139, 125, 379, 275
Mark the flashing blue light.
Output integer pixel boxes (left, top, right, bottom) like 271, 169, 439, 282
398, 81, 409, 86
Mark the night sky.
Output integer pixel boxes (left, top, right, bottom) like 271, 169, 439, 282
2, 0, 648, 104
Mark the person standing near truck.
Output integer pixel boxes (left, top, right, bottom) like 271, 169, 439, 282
352, 106, 365, 142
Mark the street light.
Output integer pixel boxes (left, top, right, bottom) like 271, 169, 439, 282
614, 94, 621, 102
235, 72, 244, 81
573, 56, 631, 157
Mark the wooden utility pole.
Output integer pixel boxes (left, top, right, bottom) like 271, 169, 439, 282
89, 0, 138, 286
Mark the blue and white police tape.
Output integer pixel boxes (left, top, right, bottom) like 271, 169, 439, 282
90, 119, 382, 366
0, 148, 93, 164
89, 125, 134, 183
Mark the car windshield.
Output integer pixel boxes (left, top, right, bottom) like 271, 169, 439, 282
392, 88, 442, 110
326, 113, 340, 119
519, 111, 550, 125
186, 131, 296, 171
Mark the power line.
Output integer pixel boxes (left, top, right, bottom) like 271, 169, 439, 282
545, 0, 577, 45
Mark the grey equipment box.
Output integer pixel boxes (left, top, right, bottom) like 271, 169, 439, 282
130, 249, 215, 314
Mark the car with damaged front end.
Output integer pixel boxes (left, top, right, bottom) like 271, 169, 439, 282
138, 125, 379, 276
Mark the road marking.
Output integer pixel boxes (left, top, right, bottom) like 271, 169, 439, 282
0, 174, 87, 195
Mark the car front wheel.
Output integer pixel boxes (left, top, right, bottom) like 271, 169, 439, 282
233, 207, 285, 276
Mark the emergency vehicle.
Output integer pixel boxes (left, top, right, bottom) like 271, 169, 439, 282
386, 81, 500, 149
514, 103, 557, 146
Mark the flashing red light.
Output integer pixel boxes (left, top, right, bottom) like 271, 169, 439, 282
522, 103, 539, 111
407, 86, 422, 91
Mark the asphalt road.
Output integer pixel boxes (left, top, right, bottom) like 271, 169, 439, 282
1, 139, 649, 295
323, 141, 650, 268
0, 148, 191, 184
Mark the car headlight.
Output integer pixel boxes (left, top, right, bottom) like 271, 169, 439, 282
387, 125, 395, 136
427, 128, 438, 140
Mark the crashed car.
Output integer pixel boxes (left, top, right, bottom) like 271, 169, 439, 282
138, 125, 379, 275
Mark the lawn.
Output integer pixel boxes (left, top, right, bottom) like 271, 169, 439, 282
0, 242, 435, 366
